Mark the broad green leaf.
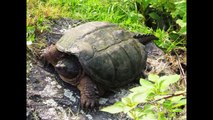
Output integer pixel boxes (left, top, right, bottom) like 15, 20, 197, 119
148, 91, 156, 98
101, 102, 124, 114
138, 0, 150, 13
159, 75, 180, 92
156, 79, 165, 92
171, 0, 186, 18
141, 112, 157, 120
130, 86, 147, 93
176, 19, 186, 28
123, 106, 135, 113
114, 101, 125, 107
182, 13, 186, 22
139, 79, 154, 89
134, 107, 145, 118
154, 95, 168, 100
127, 111, 135, 119
148, 12, 161, 20
174, 0, 186, 17
128, 92, 136, 99
101, 105, 123, 113
174, 90, 186, 94
139, 78, 145, 85
121, 97, 132, 105
172, 99, 186, 108
144, 104, 155, 110
143, 104, 155, 114
158, 112, 167, 120
163, 100, 173, 109
132, 91, 151, 103
169, 95, 185, 103
157, 99, 165, 104
130, 80, 154, 94
172, 108, 183, 113
148, 74, 159, 82
156, 76, 166, 85
179, 26, 186, 35
154, 95, 167, 104
121, 97, 138, 113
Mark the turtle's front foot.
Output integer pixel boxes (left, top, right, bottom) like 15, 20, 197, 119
80, 93, 96, 108
77, 76, 98, 109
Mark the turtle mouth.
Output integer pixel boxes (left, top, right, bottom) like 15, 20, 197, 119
55, 55, 82, 79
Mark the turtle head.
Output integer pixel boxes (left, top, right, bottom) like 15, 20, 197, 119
55, 55, 82, 79
40, 44, 65, 66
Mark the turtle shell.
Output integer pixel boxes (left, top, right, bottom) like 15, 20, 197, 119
56, 22, 147, 88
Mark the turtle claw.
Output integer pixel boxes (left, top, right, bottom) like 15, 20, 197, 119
80, 94, 96, 109
39, 48, 46, 59
38, 49, 47, 64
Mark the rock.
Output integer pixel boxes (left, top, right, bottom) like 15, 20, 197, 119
86, 114, 93, 120
64, 89, 77, 103
99, 98, 108, 105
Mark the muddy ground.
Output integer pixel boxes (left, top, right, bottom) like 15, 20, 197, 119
26, 18, 186, 120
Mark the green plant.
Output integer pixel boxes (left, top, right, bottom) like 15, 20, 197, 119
27, 0, 70, 42
27, 0, 186, 54
136, 0, 186, 52
27, 0, 154, 41
27, 26, 36, 42
101, 74, 186, 120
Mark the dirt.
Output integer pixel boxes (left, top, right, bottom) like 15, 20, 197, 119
26, 18, 186, 120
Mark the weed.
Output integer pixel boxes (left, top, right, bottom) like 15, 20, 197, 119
27, 0, 186, 53
101, 74, 186, 120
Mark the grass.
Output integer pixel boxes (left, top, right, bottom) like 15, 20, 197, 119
27, 0, 186, 53
27, 1, 186, 119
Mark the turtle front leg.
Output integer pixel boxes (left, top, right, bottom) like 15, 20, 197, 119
77, 76, 98, 108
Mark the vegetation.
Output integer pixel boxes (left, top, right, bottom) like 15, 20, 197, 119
101, 74, 186, 120
27, 0, 186, 119
27, 0, 186, 53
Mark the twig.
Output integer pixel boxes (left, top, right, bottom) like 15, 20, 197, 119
151, 91, 186, 103
141, 91, 186, 106
174, 50, 186, 87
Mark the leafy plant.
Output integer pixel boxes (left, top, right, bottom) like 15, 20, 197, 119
27, 26, 36, 42
27, 0, 70, 42
101, 74, 186, 120
27, 1, 187, 119
27, 0, 186, 54
136, 0, 186, 52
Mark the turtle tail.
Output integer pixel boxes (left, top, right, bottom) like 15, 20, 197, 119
133, 34, 158, 45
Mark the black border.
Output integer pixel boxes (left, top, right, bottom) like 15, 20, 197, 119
1, 1, 26, 119
1, 0, 207, 119
187, 0, 211, 119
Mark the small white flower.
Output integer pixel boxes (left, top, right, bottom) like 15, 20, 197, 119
27, 41, 32, 45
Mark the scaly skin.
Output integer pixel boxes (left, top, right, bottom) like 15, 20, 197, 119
40, 44, 65, 66
77, 76, 97, 108
41, 45, 99, 108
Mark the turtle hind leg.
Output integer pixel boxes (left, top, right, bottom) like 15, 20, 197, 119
134, 33, 164, 56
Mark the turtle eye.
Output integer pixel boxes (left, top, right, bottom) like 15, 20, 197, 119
55, 58, 80, 79
55, 63, 66, 72
55, 63, 65, 68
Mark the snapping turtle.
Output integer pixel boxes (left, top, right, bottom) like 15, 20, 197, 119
41, 21, 158, 108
